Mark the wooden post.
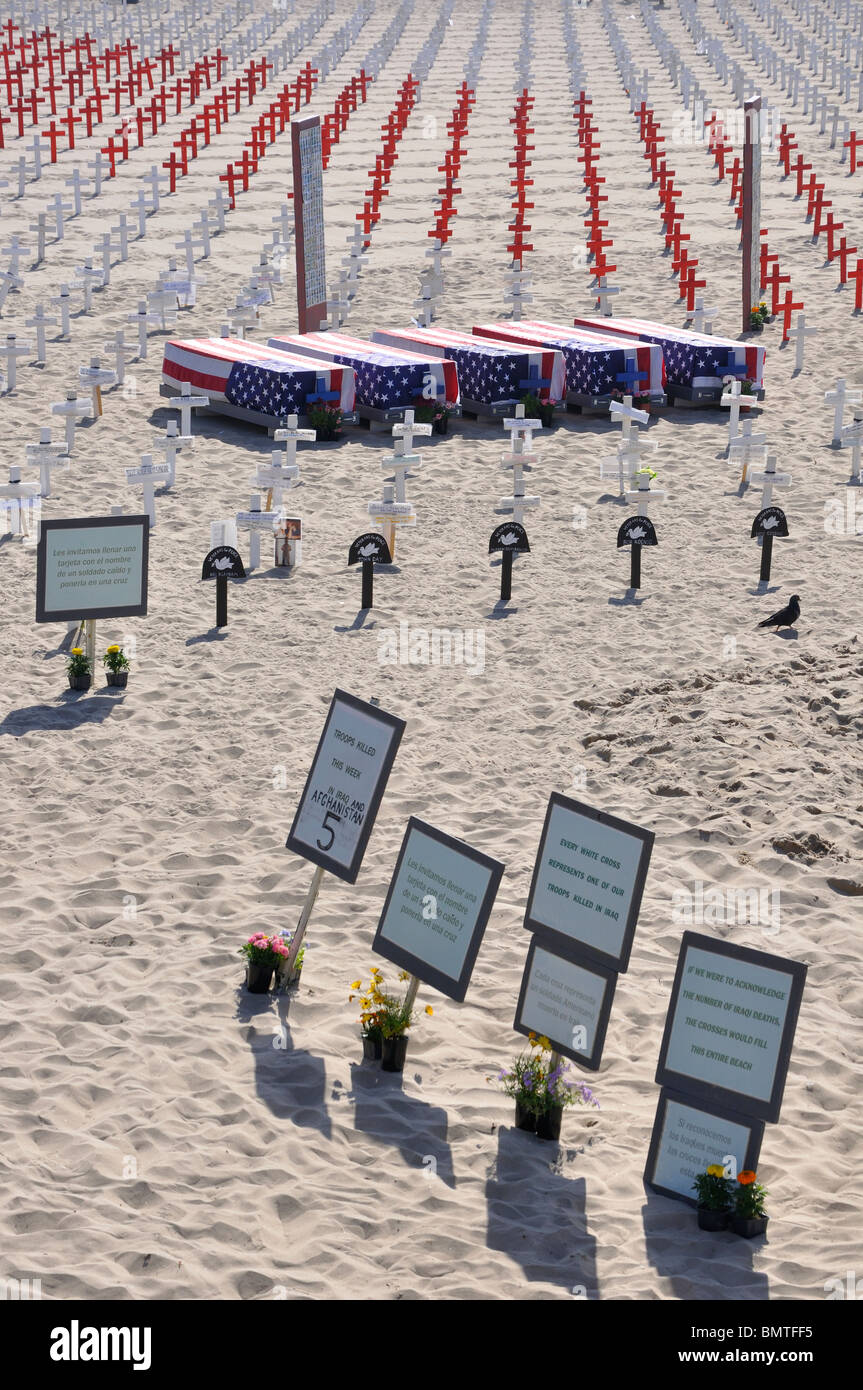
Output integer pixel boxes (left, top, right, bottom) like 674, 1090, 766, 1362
403, 974, 421, 1014
742, 98, 762, 333
759, 533, 773, 582
630, 545, 641, 590
361, 557, 374, 608
216, 573, 228, 627
500, 549, 513, 600
84, 618, 97, 674
279, 863, 326, 980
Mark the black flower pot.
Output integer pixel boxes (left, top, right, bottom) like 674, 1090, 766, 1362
697, 1205, 731, 1231
106, 670, 128, 687
68, 674, 91, 691
432, 415, 449, 435
362, 1033, 382, 1061
381, 1035, 408, 1072
731, 1214, 768, 1239
536, 1105, 563, 1141
514, 1101, 536, 1132
246, 961, 274, 993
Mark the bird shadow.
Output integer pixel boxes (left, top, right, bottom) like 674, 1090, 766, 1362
774, 628, 799, 640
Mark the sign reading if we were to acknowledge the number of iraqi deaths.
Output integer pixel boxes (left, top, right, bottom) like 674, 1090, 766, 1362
655, 932, 807, 1124
35, 516, 150, 622
524, 794, 655, 973
286, 690, 406, 884
371, 818, 505, 1001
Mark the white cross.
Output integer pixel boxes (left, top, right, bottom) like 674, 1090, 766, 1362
691, 295, 718, 333
25, 427, 69, 496
253, 455, 299, 510
504, 266, 533, 321
0, 335, 32, 393
787, 312, 817, 372
129, 188, 150, 239
25, 304, 56, 364
0, 269, 22, 315
51, 390, 92, 452
254, 259, 280, 298
2, 235, 31, 275
194, 213, 212, 258
626, 468, 666, 518
111, 214, 131, 261
152, 421, 190, 487
728, 420, 768, 484
140, 165, 167, 212
0, 466, 40, 539
840, 408, 863, 482
64, 167, 86, 216
273, 204, 295, 246
236, 494, 279, 569
27, 134, 42, 181
28, 213, 47, 265
327, 287, 350, 329
126, 453, 171, 526
166, 381, 210, 435
72, 259, 104, 312
210, 519, 239, 549
502, 402, 543, 454
610, 393, 650, 444
424, 240, 452, 283
721, 377, 754, 446
87, 152, 104, 198
51, 283, 73, 339
147, 286, 178, 331
174, 229, 199, 279
824, 378, 862, 446
497, 440, 540, 525
344, 222, 366, 259
104, 330, 128, 386
367, 481, 416, 559
208, 190, 230, 235
96, 232, 114, 287
599, 433, 657, 496
79, 356, 118, 416
160, 260, 200, 309
595, 275, 621, 317
227, 304, 257, 338
750, 453, 792, 509
45, 193, 72, 240
411, 285, 435, 327
272, 414, 316, 474
392, 408, 432, 459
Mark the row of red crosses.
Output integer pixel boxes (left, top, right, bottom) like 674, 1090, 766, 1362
321, 69, 373, 171
635, 100, 709, 316
428, 82, 476, 246
776, 122, 863, 314
572, 90, 616, 300
702, 111, 800, 342
355, 73, 421, 243
0, 20, 189, 152
214, 61, 320, 208
507, 89, 534, 267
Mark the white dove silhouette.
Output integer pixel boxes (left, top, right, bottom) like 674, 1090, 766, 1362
213, 556, 235, 570
629, 525, 647, 541
500, 531, 519, 546
761, 515, 780, 530
358, 541, 380, 557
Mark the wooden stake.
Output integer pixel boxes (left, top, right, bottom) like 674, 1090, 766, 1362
84, 618, 97, 675
361, 557, 374, 609
759, 533, 773, 582
403, 974, 421, 1014
500, 548, 513, 600
216, 573, 228, 627
630, 546, 641, 589
278, 864, 326, 982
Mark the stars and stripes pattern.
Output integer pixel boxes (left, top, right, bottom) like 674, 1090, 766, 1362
266, 331, 458, 409
371, 326, 566, 405
161, 338, 356, 414
474, 321, 664, 397
571, 317, 766, 390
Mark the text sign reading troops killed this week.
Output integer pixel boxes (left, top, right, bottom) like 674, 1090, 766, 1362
286, 690, 406, 884
524, 794, 655, 973
36, 515, 150, 623
655, 932, 807, 1124
513, 936, 616, 1071
372, 818, 505, 1002
644, 1090, 765, 1205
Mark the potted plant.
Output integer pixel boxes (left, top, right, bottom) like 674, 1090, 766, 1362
102, 643, 130, 687
413, 399, 451, 435
492, 1034, 600, 1139
66, 646, 92, 691
350, 968, 433, 1070
274, 929, 305, 989
306, 402, 342, 440
238, 932, 290, 993
692, 1164, 734, 1230
350, 968, 385, 1060
731, 1170, 769, 1238
749, 300, 770, 330
520, 390, 556, 428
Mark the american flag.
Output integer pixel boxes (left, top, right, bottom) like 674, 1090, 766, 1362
571, 317, 766, 390
267, 331, 458, 409
161, 338, 355, 413
371, 326, 566, 404
475, 320, 664, 396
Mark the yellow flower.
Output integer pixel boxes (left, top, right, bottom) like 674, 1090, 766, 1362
538, 1035, 551, 1051
706, 1164, 726, 1179
106, 644, 121, 653
424, 1005, 433, 1016
70, 647, 83, 655
350, 980, 361, 991
398, 970, 410, 981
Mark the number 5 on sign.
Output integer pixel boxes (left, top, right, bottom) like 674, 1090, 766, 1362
317, 809, 342, 852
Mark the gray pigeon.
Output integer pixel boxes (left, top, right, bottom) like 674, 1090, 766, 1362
758, 595, 800, 630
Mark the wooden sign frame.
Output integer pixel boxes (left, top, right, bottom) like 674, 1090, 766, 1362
513, 934, 616, 1071
285, 689, 405, 883
371, 817, 504, 1002
741, 97, 762, 334
655, 932, 807, 1124
644, 1088, 765, 1206
35, 515, 150, 623
523, 793, 654, 973
291, 113, 327, 334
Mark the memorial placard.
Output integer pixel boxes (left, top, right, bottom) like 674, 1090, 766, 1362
513, 935, 616, 1070
285, 690, 405, 883
524, 794, 654, 972
36, 515, 149, 623
291, 114, 326, 334
644, 1089, 764, 1205
371, 818, 504, 1001
655, 932, 807, 1123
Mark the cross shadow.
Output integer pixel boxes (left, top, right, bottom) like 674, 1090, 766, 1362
0, 694, 124, 735
342, 1060, 455, 1188
486, 601, 519, 618
642, 1196, 770, 1299
485, 1124, 599, 1296
185, 629, 230, 645
749, 583, 782, 596
334, 611, 375, 632
609, 590, 647, 605
236, 983, 331, 1139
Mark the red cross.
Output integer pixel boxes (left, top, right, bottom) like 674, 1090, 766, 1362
793, 155, 813, 197
825, 216, 845, 259
780, 291, 803, 341
41, 118, 65, 160
766, 262, 790, 315
161, 149, 185, 191
837, 237, 858, 282
219, 163, 238, 209
849, 257, 863, 310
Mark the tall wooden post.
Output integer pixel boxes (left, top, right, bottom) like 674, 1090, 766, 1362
741, 97, 762, 334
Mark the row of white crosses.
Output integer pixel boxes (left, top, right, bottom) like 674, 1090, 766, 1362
600, 394, 658, 500
412, 239, 451, 329
125, 386, 212, 524
326, 222, 368, 331
504, 263, 533, 321
498, 404, 541, 525
220, 415, 314, 569
825, 378, 863, 481
367, 409, 432, 558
